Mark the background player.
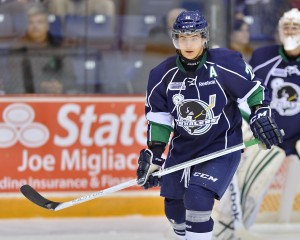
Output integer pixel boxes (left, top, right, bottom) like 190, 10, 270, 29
248, 7, 300, 226
136, 10, 283, 240
213, 8, 300, 239
250, 8, 300, 160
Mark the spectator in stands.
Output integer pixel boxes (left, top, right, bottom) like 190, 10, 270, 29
5, 4, 78, 94
13, 3, 62, 48
229, 18, 253, 62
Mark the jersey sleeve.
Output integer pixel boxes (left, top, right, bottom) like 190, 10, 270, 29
247, 85, 269, 108
145, 67, 173, 144
216, 50, 271, 106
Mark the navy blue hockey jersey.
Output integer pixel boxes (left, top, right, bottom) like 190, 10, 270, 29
250, 45, 300, 154
146, 48, 270, 163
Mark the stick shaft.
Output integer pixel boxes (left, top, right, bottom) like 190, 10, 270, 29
55, 139, 259, 211
56, 179, 137, 210
153, 139, 259, 178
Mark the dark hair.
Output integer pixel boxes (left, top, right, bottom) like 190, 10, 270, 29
233, 19, 247, 31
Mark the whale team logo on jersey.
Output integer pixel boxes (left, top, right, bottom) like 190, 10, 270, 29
173, 94, 220, 135
270, 78, 300, 116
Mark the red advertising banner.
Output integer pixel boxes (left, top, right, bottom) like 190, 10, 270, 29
0, 96, 147, 193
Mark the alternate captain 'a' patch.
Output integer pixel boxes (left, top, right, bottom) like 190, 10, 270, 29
173, 94, 220, 135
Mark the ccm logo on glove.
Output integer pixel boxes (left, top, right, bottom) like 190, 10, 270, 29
249, 109, 269, 124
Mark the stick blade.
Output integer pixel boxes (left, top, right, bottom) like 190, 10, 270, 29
20, 185, 60, 211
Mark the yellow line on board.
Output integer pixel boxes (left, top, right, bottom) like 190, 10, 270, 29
0, 197, 164, 218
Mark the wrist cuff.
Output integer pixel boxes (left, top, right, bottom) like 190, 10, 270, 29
148, 141, 166, 157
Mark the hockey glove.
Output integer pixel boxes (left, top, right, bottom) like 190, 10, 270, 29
249, 106, 283, 149
136, 149, 165, 190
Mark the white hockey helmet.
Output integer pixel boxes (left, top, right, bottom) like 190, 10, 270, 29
278, 8, 300, 51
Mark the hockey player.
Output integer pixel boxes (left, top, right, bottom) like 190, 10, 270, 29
250, 8, 300, 161
246, 8, 300, 225
136, 10, 283, 240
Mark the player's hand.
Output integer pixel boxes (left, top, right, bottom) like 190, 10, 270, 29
136, 149, 165, 189
249, 106, 283, 149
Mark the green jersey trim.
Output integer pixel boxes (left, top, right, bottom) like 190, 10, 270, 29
149, 121, 173, 144
247, 85, 265, 108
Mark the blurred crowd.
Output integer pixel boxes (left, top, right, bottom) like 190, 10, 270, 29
0, 0, 297, 95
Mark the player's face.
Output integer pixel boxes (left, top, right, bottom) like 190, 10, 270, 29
177, 33, 205, 59
231, 23, 250, 45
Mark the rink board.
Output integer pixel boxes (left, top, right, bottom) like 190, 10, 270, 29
0, 96, 147, 195
0, 191, 164, 218
0, 96, 167, 218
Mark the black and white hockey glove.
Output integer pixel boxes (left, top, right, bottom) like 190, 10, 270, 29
249, 106, 283, 149
136, 149, 165, 190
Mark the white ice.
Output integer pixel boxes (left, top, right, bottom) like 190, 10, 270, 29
0, 216, 175, 240
1, 216, 300, 240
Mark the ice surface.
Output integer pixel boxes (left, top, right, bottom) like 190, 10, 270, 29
0, 216, 175, 240
1, 216, 300, 240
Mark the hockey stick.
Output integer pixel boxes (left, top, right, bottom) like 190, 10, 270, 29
20, 139, 260, 211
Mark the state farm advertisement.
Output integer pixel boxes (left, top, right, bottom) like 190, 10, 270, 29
0, 96, 147, 193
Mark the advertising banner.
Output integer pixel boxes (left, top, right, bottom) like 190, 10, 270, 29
0, 96, 147, 193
